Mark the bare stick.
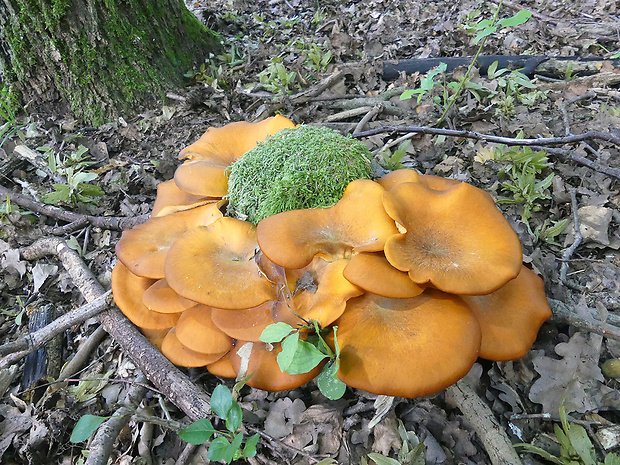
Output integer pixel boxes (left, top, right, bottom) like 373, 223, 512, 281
0, 184, 149, 231
85, 373, 148, 465
58, 325, 109, 380
20, 236, 213, 421
446, 378, 524, 465
354, 105, 383, 134
353, 126, 620, 148
0, 292, 111, 363
548, 299, 620, 341
560, 190, 583, 283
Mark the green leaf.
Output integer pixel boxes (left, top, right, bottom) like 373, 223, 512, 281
515, 443, 565, 465
277, 331, 300, 372
208, 436, 231, 462
211, 385, 234, 420
285, 340, 328, 375
605, 453, 620, 465
70, 415, 109, 443
243, 433, 260, 458
225, 401, 243, 433
367, 453, 402, 465
474, 26, 496, 44
317, 360, 347, 400
78, 183, 104, 196
498, 10, 532, 27
566, 425, 596, 465
178, 418, 217, 445
225, 432, 244, 463
399, 89, 417, 101
260, 322, 294, 343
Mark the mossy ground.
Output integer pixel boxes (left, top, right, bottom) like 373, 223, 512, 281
227, 126, 373, 224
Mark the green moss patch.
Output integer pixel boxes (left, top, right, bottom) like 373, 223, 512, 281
227, 125, 373, 225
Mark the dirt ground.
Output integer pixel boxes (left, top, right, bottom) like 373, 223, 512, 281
0, 0, 619, 463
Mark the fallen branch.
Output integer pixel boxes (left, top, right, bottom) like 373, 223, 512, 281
0, 184, 149, 231
353, 126, 620, 180
0, 292, 111, 366
560, 190, 584, 283
549, 299, 620, 341
446, 378, 524, 465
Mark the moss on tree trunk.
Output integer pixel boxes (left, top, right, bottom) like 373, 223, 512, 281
0, 0, 219, 125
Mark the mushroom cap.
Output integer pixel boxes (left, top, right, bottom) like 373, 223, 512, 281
111, 262, 180, 330
230, 341, 323, 391
140, 328, 171, 350
161, 328, 227, 367
460, 266, 552, 361
273, 258, 363, 328
331, 289, 481, 398
151, 179, 220, 217
115, 202, 224, 279
418, 174, 461, 191
210, 301, 276, 342
377, 169, 421, 190
207, 354, 237, 379
165, 217, 276, 309
142, 278, 196, 314
175, 304, 234, 354
173, 160, 230, 197
343, 252, 425, 299
257, 179, 399, 269
179, 115, 296, 162
383, 181, 522, 295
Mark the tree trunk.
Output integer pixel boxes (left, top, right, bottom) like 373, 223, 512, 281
0, 0, 219, 125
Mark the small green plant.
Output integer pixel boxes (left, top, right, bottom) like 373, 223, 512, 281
380, 140, 410, 171
534, 218, 570, 246
517, 402, 620, 464
257, 57, 298, 94
38, 145, 104, 206
185, 44, 246, 90
400, 63, 448, 104
179, 385, 259, 463
303, 42, 333, 73
260, 320, 347, 400
476, 139, 554, 229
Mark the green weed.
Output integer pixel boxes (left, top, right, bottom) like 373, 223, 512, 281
260, 320, 347, 400
517, 402, 620, 464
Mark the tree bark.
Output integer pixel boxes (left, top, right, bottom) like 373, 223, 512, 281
0, 0, 219, 125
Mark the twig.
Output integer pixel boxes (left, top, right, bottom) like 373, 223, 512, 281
245, 424, 328, 464
560, 190, 583, 283
19, 236, 213, 421
0, 184, 149, 231
85, 373, 148, 465
326, 106, 374, 122
0, 292, 111, 365
446, 378, 524, 465
548, 299, 620, 341
175, 443, 198, 465
353, 126, 620, 179
353, 126, 620, 148
58, 326, 109, 380
510, 413, 603, 427
354, 105, 383, 134
560, 92, 596, 136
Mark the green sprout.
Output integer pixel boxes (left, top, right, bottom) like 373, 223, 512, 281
227, 125, 373, 225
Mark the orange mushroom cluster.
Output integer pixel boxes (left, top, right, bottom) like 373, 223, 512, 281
112, 117, 552, 398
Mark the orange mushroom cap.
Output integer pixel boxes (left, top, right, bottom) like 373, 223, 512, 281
142, 278, 196, 314
273, 257, 363, 328
173, 160, 230, 198
207, 354, 237, 379
377, 169, 421, 190
160, 328, 228, 367
257, 179, 399, 269
343, 252, 425, 299
111, 262, 180, 330
418, 174, 461, 191
115, 202, 224, 279
331, 289, 481, 398
460, 266, 552, 361
165, 217, 276, 309
383, 181, 522, 295
178, 115, 296, 162
211, 301, 276, 342
175, 304, 234, 354
230, 341, 323, 391
151, 179, 220, 217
